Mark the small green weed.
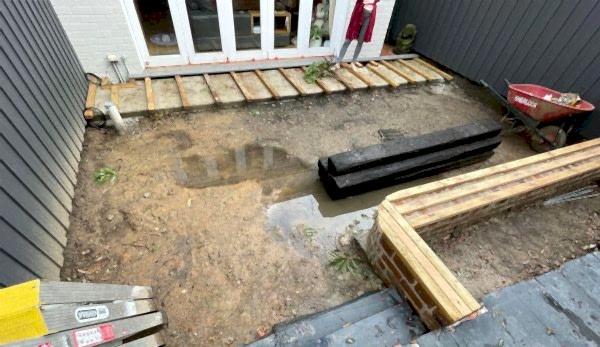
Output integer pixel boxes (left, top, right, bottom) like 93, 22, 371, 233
303, 226, 318, 239
303, 60, 335, 84
93, 167, 117, 185
329, 250, 360, 273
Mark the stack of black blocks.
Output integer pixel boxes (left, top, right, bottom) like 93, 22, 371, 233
319, 120, 503, 199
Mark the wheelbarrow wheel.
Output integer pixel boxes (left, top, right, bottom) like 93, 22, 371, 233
530, 125, 567, 153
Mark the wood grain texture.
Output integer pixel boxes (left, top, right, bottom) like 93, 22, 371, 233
203, 74, 221, 104
380, 60, 417, 83
230, 71, 252, 101
84, 82, 97, 119
144, 77, 155, 111
414, 58, 454, 81
174, 75, 190, 109
255, 69, 280, 99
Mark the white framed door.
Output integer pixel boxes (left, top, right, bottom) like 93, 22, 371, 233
268, 0, 345, 59
123, 0, 347, 67
122, 0, 190, 67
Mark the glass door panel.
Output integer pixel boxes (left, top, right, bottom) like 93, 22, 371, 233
184, 0, 223, 52
133, 0, 181, 56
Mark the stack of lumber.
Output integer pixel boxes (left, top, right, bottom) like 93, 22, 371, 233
385, 137, 600, 242
318, 120, 502, 199
0, 280, 166, 347
365, 138, 600, 329
367, 201, 482, 330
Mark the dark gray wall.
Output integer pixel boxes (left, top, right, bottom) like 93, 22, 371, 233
0, 0, 87, 286
391, 0, 600, 138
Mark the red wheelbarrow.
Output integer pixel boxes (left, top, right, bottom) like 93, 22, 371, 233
481, 79, 595, 152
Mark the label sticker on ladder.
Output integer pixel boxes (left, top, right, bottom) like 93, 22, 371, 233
75, 305, 110, 323
72, 324, 115, 347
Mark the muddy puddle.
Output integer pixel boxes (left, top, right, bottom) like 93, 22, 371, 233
174, 142, 440, 262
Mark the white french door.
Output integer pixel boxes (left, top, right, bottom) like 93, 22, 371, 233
123, 0, 345, 67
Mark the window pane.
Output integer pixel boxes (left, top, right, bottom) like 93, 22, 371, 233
309, 0, 335, 48
186, 0, 223, 52
273, 1, 294, 49
232, 0, 262, 50
134, 0, 180, 56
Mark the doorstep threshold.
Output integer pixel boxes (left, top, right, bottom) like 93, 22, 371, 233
131, 54, 419, 79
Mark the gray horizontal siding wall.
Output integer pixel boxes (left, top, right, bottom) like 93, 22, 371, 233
0, 0, 87, 286
392, 0, 600, 138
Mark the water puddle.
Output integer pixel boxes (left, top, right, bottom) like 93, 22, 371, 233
175, 144, 310, 189
174, 141, 439, 261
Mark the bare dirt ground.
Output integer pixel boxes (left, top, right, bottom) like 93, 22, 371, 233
63, 79, 599, 346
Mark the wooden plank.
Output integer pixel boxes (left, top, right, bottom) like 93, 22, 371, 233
255, 69, 280, 99
396, 59, 440, 82
380, 60, 417, 83
236, 71, 273, 101
39, 281, 153, 303
408, 158, 600, 229
179, 75, 216, 108
333, 67, 368, 91
203, 73, 221, 104
230, 71, 253, 101
174, 75, 190, 109
342, 63, 375, 87
415, 58, 454, 81
377, 211, 470, 321
395, 145, 600, 214
279, 68, 307, 96
386, 139, 600, 202
261, 70, 300, 98
110, 86, 119, 108
144, 77, 155, 111
99, 79, 138, 90
300, 67, 332, 94
367, 63, 400, 87
382, 201, 481, 312
84, 82, 97, 119
207, 73, 246, 105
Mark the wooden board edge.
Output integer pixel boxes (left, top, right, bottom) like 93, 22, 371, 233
84, 82, 97, 119
396, 59, 438, 82
203, 74, 221, 104
341, 63, 375, 88
414, 58, 454, 81
254, 70, 280, 99
367, 63, 400, 87
230, 71, 253, 102
144, 77, 155, 111
278, 68, 308, 96
174, 75, 191, 110
380, 60, 416, 84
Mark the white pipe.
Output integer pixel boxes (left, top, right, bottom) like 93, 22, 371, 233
104, 102, 127, 135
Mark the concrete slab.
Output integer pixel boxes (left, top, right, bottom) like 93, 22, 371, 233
208, 73, 246, 105
181, 75, 215, 108
152, 77, 183, 111
118, 80, 148, 116
280, 68, 324, 95
369, 64, 408, 87
402, 59, 444, 82
261, 69, 299, 99
333, 68, 368, 90
236, 72, 273, 101
354, 66, 390, 87
94, 87, 111, 110
388, 60, 427, 83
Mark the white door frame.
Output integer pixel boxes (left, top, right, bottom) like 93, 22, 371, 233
121, 0, 189, 67
123, 0, 349, 67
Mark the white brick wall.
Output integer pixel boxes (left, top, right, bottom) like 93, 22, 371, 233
336, 0, 397, 60
51, 0, 144, 82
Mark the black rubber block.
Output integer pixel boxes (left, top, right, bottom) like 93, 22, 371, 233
321, 137, 500, 199
327, 120, 502, 175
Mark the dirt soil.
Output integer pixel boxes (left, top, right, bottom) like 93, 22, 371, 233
63, 79, 599, 346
